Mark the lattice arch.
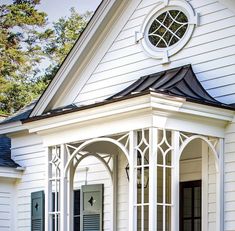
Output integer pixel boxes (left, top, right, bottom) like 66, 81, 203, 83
64, 135, 130, 176
179, 132, 220, 171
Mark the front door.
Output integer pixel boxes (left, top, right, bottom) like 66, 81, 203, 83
180, 181, 201, 231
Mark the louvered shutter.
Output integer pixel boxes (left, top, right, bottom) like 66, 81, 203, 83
31, 191, 45, 231
81, 184, 103, 231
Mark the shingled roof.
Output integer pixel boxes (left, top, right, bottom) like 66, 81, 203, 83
0, 135, 19, 168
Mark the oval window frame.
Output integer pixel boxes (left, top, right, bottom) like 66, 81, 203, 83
140, 0, 198, 62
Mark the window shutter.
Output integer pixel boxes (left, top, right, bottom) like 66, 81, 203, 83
31, 191, 45, 231
81, 184, 103, 231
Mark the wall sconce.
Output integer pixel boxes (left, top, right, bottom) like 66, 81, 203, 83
125, 153, 149, 188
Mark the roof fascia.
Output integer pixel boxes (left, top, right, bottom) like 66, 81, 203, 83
25, 93, 234, 134
30, 0, 126, 117
0, 121, 26, 135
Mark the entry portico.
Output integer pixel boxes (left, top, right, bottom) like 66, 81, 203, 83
24, 88, 230, 231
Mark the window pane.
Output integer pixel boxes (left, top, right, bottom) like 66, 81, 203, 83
157, 166, 163, 203
194, 187, 201, 218
194, 219, 201, 231
137, 206, 141, 231
74, 190, 80, 216
157, 205, 163, 231
183, 220, 192, 231
74, 217, 80, 231
183, 188, 192, 218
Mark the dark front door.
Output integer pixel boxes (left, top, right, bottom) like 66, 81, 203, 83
180, 181, 201, 231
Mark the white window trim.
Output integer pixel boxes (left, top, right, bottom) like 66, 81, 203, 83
139, 0, 199, 63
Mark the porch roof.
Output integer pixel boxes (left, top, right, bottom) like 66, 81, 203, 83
2, 65, 235, 125
108, 64, 232, 109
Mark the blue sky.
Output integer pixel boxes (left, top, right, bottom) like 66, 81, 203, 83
2, 0, 102, 22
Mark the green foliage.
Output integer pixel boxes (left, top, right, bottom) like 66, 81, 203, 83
0, 2, 90, 114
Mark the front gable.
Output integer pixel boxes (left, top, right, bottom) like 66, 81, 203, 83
31, 0, 235, 117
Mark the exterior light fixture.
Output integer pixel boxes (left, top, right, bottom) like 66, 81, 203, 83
125, 153, 149, 189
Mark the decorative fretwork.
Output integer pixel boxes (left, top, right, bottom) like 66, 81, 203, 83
179, 132, 220, 161
134, 129, 150, 231
48, 146, 61, 231
148, 10, 188, 48
157, 129, 173, 231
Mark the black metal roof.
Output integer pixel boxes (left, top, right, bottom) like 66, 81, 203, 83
108, 64, 234, 109
2, 64, 235, 125
0, 135, 19, 168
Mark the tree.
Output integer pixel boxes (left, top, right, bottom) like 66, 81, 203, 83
41, 8, 92, 82
0, 0, 53, 114
0, 2, 90, 115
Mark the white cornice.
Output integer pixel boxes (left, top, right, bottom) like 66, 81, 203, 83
0, 121, 25, 135
24, 93, 234, 136
0, 166, 24, 179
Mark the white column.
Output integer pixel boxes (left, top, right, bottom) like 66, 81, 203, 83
60, 144, 68, 231
129, 130, 137, 231
45, 147, 52, 231
149, 127, 158, 231
68, 165, 74, 231
171, 131, 180, 231
112, 154, 118, 231
216, 138, 224, 231
201, 142, 208, 231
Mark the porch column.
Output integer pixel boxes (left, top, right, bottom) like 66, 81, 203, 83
129, 130, 137, 231
149, 127, 158, 230
112, 154, 118, 231
216, 138, 224, 231
60, 144, 68, 231
45, 147, 52, 231
171, 131, 180, 231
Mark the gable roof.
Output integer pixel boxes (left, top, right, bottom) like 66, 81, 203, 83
30, 0, 128, 117
0, 135, 19, 168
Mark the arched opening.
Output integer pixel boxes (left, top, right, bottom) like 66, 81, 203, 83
64, 137, 130, 231
179, 137, 219, 231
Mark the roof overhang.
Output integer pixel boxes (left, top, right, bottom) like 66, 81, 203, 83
0, 120, 26, 135
0, 166, 24, 179
23, 92, 234, 146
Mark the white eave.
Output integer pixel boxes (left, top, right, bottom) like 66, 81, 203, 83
0, 121, 26, 135
0, 166, 24, 179
24, 92, 234, 136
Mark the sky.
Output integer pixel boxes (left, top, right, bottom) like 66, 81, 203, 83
37, 0, 102, 23
1, 0, 102, 23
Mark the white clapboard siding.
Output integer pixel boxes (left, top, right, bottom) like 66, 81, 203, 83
10, 134, 44, 231
69, 0, 235, 107
0, 180, 14, 231
224, 122, 235, 231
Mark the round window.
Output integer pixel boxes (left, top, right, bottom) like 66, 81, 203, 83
148, 10, 189, 48
140, 0, 198, 63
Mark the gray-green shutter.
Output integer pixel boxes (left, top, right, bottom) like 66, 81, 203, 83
31, 191, 45, 231
81, 184, 103, 231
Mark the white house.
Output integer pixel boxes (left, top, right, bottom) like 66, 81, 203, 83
1, 0, 235, 230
